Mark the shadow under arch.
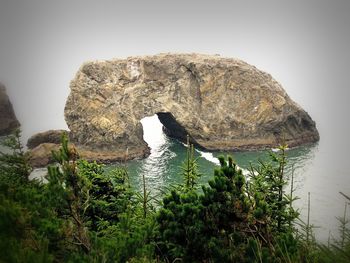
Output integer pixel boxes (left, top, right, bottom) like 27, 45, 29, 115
156, 112, 200, 147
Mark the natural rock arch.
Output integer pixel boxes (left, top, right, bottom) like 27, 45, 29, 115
64, 53, 319, 161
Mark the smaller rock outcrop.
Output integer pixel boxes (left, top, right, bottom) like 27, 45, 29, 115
27, 130, 69, 149
28, 143, 58, 168
27, 131, 150, 167
0, 83, 20, 136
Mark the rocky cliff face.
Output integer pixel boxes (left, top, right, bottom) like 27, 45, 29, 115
64, 53, 319, 160
0, 83, 20, 136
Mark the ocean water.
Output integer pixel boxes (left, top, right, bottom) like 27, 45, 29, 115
23, 114, 349, 243
107, 115, 349, 243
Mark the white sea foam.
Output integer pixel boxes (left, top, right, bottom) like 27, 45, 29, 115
271, 147, 290, 152
197, 149, 250, 175
180, 141, 250, 175
196, 150, 220, 165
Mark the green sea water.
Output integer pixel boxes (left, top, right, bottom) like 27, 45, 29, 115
111, 128, 316, 202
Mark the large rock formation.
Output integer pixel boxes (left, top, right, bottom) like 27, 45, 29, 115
64, 53, 319, 161
0, 83, 20, 136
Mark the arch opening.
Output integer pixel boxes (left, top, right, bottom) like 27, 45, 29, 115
139, 115, 166, 154
157, 112, 188, 143
157, 112, 200, 147
139, 112, 199, 153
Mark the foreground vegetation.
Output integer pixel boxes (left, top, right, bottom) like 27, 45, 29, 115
0, 131, 349, 262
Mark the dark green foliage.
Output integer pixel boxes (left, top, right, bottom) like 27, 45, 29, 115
0, 131, 157, 262
200, 155, 251, 262
45, 133, 157, 261
157, 155, 251, 262
1, 130, 349, 262
46, 133, 91, 254
157, 141, 206, 262
77, 159, 157, 262
0, 131, 55, 262
93, 209, 157, 262
248, 146, 299, 242
157, 148, 315, 262
77, 160, 132, 232
245, 145, 303, 262
157, 189, 207, 262
0, 129, 31, 182
181, 136, 202, 190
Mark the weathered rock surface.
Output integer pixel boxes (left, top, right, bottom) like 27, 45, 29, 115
28, 143, 58, 168
64, 53, 319, 160
0, 83, 20, 135
27, 130, 69, 149
27, 130, 150, 167
28, 142, 149, 168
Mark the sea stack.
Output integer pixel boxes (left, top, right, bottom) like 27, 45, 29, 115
0, 83, 20, 136
64, 53, 319, 161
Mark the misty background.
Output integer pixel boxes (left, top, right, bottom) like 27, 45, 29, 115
0, 0, 350, 240
0, 0, 349, 142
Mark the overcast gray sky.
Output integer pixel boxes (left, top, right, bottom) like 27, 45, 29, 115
0, 0, 349, 146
